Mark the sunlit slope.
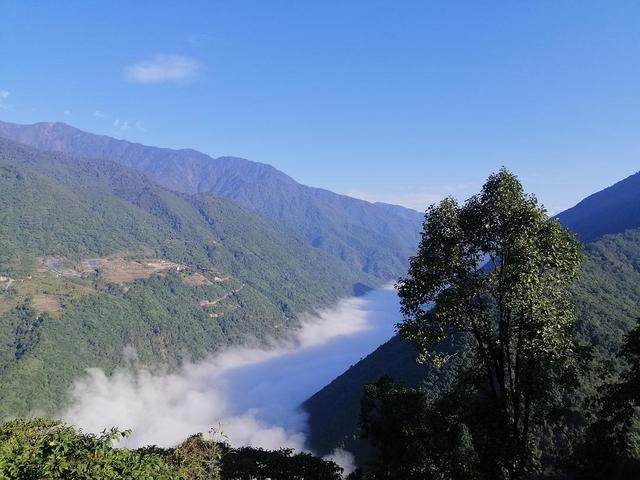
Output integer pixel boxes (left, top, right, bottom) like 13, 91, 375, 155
0, 138, 371, 417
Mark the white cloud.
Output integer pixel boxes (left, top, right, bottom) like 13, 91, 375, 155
61, 286, 401, 473
113, 119, 146, 133
0, 90, 9, 99
63, 110, 72, 116
125, 54, 200, 84
62, 294, 375, 449
324, 449, 356, 476
93, 110, 105, 118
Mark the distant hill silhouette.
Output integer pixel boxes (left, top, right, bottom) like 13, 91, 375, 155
557, 170, 640, 242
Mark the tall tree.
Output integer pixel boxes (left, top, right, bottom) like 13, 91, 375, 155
396, 169, 583, 478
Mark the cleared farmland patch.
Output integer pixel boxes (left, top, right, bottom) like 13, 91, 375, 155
32, 294, 62, 315
182, 272, 213, 287
98, 258, 186, 284
0, 299, 13, 315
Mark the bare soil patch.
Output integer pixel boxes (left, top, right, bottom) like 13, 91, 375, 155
182, 273, 212, 287
0, 299, 13, 315
98, 258, 186, 284
32, 294, 62, 314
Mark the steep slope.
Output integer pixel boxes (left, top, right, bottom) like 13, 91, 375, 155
0, 138, 370, 417
304, 228, 640, 457
556, 170, 640, 242
0, 120, 423, 279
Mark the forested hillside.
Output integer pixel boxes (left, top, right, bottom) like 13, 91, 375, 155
305, 205, 640, 462
0, 120, 423, 279
0, 138, 373, 418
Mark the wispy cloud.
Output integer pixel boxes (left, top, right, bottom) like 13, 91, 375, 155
93, 110, 106, 118
113, 119, 146, 133
348, 183, 478, 211
63, 110, 72, 116
125, 54, 200, 84
113, 119, 130, 131
0, 90, 9, 109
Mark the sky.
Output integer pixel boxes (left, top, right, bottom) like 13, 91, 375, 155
1, 1, 639, 213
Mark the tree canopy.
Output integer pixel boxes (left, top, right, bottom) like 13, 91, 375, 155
394, 169, 584, 478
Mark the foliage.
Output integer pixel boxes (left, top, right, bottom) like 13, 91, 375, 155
0, 419, 344, 480
360, 376, 475, 480
569, 321, 640, 479
305, 226, 640, 467
395, 169, 583, 478
220, 446, 343, 480
0, 418, 178, 479
161, 431, 225, 480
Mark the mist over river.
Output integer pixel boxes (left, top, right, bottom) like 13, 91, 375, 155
62, 287, 402, 466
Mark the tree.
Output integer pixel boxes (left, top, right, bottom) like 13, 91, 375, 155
570, 320, 640, 479
396, 169, 583, 479
360, 376, 476, 480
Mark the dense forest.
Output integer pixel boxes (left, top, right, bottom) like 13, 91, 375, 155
307, 170, 640, 479
0, 137, 378, 417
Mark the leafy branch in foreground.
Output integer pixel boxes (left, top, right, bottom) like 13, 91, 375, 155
0, 418, 344, 480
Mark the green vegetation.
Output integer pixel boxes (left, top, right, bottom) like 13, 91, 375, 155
0, 419, 343, 480
570, 321, 640, 478
390, 169, 583, 478
306, 171, 640, 478
307, 226, 640, 460
0, 138, 376, 417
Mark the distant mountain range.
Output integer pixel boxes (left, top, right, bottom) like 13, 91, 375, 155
304, 173, 640, 460
0, 121, 423, 280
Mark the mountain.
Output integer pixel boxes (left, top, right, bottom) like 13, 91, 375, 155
0, 137, 371, 417
556, 170, 640, 242
0, 120, 423, 280
304, 180, 640, 460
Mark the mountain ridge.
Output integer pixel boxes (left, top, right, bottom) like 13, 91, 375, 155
556, 170, 640, 242
0, 120, 423, 279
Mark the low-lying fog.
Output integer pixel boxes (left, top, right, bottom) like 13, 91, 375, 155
62, 287, 402, 472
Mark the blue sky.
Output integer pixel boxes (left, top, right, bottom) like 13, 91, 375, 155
1, 1, 639, 213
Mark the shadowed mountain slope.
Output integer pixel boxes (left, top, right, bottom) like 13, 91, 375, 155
556, 170, 640, 242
